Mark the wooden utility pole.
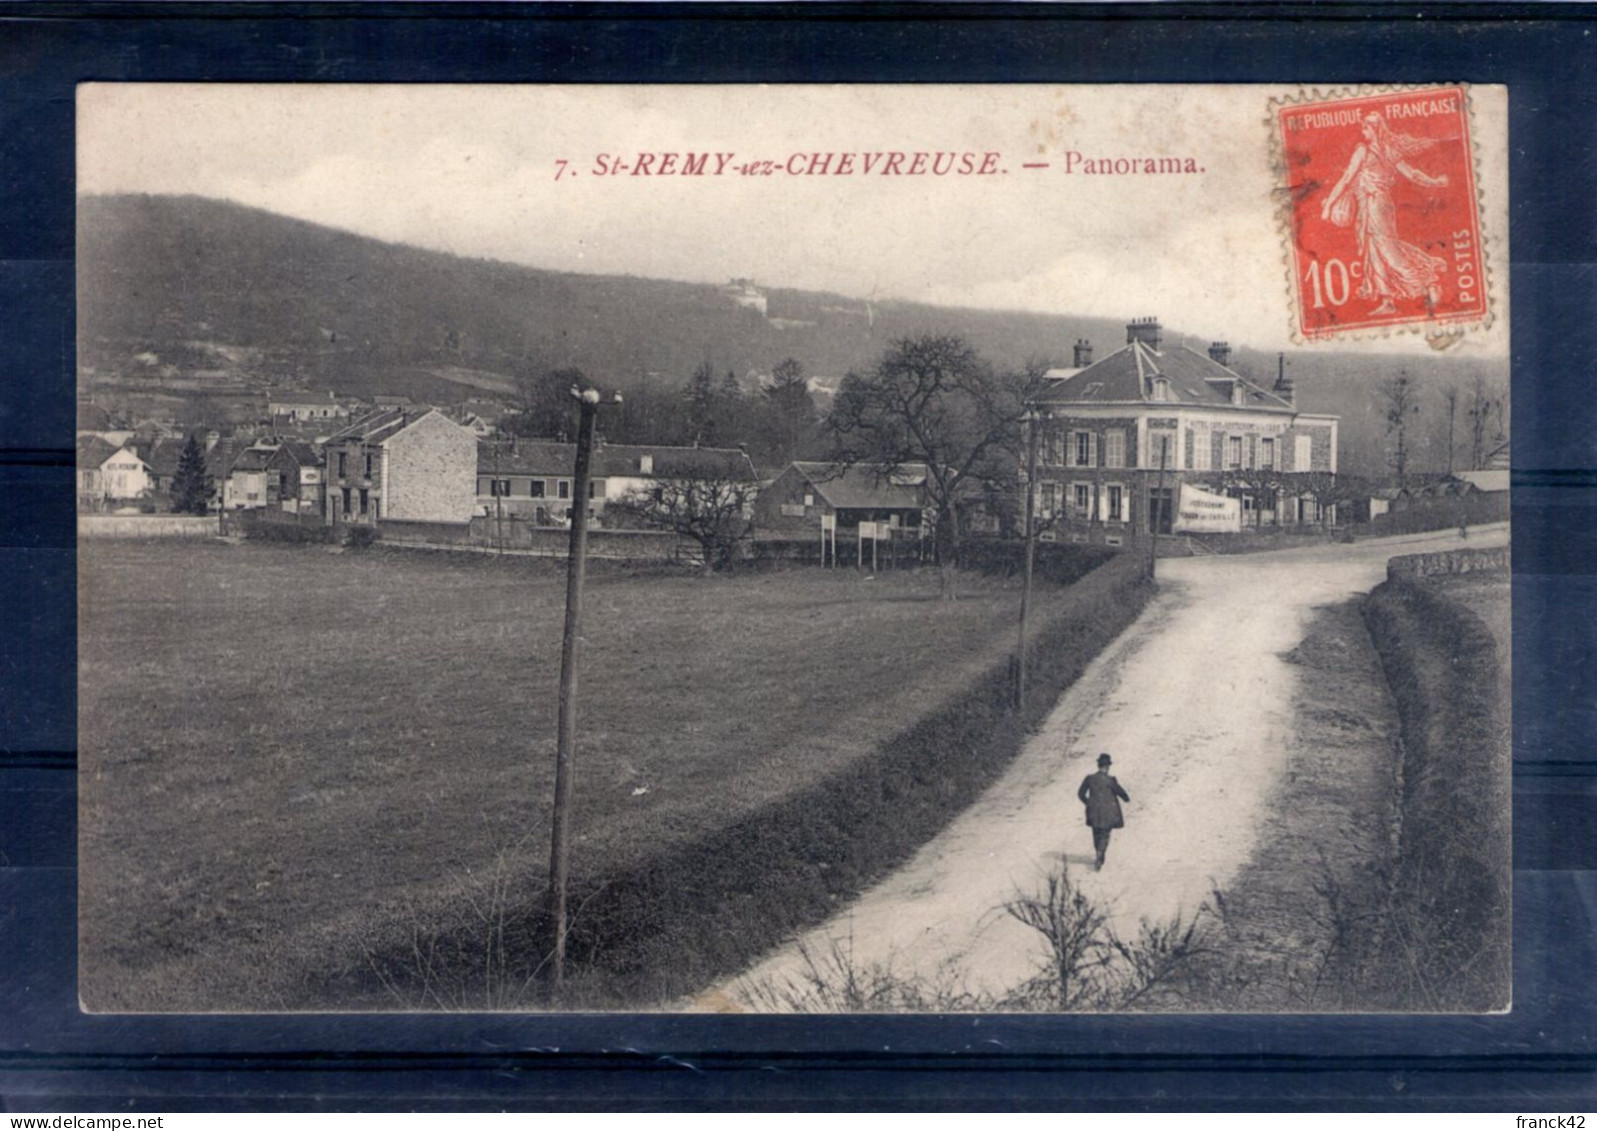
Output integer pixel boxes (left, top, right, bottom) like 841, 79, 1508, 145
1014, 409, 1041, 710
493, 438, 505, 553
548, 386, 619, 999
1148, 435, 1169, 579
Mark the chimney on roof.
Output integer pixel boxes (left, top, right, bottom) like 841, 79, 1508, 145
1073, 339, 1093, 368
1126, 317, 1162, 350
1273, 351, 1295, 406
1208, 341, 1232, 367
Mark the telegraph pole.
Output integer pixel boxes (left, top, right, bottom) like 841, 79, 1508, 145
1148, 435, 1169, 580
1014, 408, 1041, 710
548, 385, 621, 1000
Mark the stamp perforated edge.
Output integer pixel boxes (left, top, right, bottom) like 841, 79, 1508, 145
1266, 83, 1496, 349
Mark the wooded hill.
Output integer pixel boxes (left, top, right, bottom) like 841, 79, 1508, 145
78, 194, 1507, 478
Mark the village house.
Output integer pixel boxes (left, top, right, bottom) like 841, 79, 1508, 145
223, 444, 279, 510
476, 439, 757, 527
204, 436, 248, 512
1027, 318, 1340, 546
265, 440, 324, 515
443, 407, 496, 439
267, 392, 359, 424
755, 461, 928, 540
1356, 468, 1508, 526
138, 437, 188, 506
323, 407, 478, 526
76, 437, 152, 512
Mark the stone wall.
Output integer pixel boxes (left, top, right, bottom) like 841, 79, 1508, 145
78, 515, 217, 539
1387, 546, 1510, 581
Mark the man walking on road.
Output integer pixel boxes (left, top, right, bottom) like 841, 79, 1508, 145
1078, 753, 1131, 871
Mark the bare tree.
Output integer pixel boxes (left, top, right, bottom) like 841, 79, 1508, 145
827, 334, 1030, 599
1466, 371, 1503, 470
1441, 382, 1461, 475
1380, 371, 1421, 482
609, 462, 758, 573
1280, 469, 1360, 526
1221, 466, 1288, 528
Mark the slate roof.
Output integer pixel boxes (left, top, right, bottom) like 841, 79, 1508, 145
326, 408, 412, 445
478, 440, 757, 481
1453, 469, 1510, 494
205, 437, 248, 480
76, 435, 119, 470
230, 446, 279, 473
143, 438, 187, 478
271, 440, 321, 468
789, 461, 927, 511
1032, 340, 1294, 412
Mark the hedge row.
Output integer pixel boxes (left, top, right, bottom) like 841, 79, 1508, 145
1361, 575, 1511, 1011
237, 513, 380, 548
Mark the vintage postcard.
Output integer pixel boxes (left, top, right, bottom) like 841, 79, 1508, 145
76, 84, 1510, 1014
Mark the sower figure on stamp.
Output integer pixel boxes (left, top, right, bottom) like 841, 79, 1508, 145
1319, 111, 1451, 317
1078, 753, 1130, 872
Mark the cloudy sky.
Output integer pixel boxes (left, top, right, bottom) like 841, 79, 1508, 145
78, 84, 1509, 358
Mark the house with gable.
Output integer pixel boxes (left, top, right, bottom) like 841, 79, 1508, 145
265, 440, 324, 515
76, 437, 153, 512
755, 461, 928, 538
1027, 317, 1340, 546
223, 444, 279, 510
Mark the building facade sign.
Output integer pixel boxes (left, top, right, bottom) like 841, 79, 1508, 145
1174, 482, 1242, 533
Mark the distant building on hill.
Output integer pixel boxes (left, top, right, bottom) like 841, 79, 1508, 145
1026, 317, 1340, 546
721, 278, 769, 316
268, 392, 357, 422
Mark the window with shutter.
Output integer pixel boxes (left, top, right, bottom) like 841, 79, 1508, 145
1104, 430, 1125, 468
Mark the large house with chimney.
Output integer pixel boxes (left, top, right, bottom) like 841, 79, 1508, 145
1027, 318, 1340, 546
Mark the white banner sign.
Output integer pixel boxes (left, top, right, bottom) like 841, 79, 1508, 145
1174, 483, 1242, 533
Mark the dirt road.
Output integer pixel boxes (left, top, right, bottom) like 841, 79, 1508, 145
717, 525, 1509, 1007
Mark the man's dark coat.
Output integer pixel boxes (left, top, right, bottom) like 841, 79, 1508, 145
1078, 770, 1130, 830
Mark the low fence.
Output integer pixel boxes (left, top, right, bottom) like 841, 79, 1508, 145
751, 531, 927, 568
78, 515, 218, 539
233, 509, 683, 561
1361, 492, 1509, 538
380, 515, 680, 562
1157, 525, 1335, 558
1387, 546, 1509, 581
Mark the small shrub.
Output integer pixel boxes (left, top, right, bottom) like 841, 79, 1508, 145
343, 525, 380, 550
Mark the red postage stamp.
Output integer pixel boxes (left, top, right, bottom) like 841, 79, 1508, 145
1275, 85, 1490, 341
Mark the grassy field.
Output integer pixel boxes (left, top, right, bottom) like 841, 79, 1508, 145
79, 540, 1123, 1010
